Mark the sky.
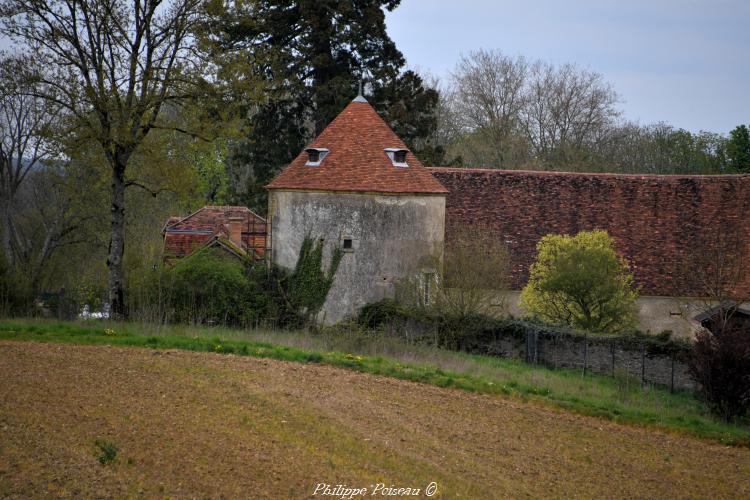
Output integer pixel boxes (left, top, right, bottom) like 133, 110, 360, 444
385, 0, 750, 134
1, 1, 746, 134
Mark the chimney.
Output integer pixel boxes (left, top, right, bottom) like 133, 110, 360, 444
227, 216, 244, 248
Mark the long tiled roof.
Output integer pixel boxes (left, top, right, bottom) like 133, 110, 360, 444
430, 167, 750, 298
266, 98, 448, 194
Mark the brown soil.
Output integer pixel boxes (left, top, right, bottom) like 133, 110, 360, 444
0, 341, 748, 498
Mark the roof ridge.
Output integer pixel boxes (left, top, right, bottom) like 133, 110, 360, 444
427, 166, 750, 180
166, 205, 267, 230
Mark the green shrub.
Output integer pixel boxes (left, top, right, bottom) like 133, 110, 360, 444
521, 230, 639, 334
356, 299, 691, 358
126, 237, 342, 329
357, 299, 408, 329
357, 299, 509, 349
160, 248, 258, 326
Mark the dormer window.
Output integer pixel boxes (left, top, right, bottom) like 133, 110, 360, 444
384, 148, 409, 167
305, 148, 329, 166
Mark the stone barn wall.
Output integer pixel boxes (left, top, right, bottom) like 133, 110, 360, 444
268, 190, 445, 324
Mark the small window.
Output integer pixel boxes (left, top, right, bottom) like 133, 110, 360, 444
384, 148, 409, 167
305, 148, 329, 166
342, 238, 353, 250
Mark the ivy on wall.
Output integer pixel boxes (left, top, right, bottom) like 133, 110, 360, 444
286, 236, 343, 324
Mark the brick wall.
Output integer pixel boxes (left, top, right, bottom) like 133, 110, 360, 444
430, 168, 750, 297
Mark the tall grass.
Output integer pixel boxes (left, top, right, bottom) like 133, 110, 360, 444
1, 317, 748, 446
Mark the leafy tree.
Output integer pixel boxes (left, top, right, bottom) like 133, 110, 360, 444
225, 0, 405, 135
726, 124, 750, 173
224, 97, 309, 214
520, 230, 638, 333
371, 70, 447, 166
0, 0, 214, 318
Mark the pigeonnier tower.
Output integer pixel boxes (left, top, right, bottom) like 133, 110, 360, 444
266, 95, 447, 324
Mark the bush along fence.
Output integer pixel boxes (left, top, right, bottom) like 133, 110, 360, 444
358, 301, 695, 392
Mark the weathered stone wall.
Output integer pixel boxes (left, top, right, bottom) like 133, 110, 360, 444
269, 190, 445, 324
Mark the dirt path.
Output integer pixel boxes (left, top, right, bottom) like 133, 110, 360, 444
0, 341, 748, 498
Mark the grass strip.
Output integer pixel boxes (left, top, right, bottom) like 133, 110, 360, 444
0, 318, 748, 447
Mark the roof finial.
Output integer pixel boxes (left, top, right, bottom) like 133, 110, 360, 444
353, 72, 367, 103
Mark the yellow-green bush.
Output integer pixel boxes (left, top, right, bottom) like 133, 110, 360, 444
520, 230, 638, 334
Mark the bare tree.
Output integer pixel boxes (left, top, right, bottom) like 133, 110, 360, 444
0, 57, 60, 267
10, 163, 98, 290
522, 62, 620, 168
683, 225, 749, 333
437, 226, 511, 317
450, 49, 529, 167
0, 0, 206, 317
396, 226, 511, 318
445, 50, 620, 171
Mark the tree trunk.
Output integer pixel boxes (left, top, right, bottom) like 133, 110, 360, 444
0, 196, 14, 266
107, 155, 127, 319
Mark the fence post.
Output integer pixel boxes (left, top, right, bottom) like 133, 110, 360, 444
525, 330, 538, 364
553, 333, 557, 369
611, 341, 615, 376
583, 333, 588, 376
641, 344, 646, 386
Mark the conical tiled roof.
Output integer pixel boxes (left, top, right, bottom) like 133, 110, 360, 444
266, 98, 448, 194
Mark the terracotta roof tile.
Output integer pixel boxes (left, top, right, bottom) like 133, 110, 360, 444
163, 206, 266, 260
430, 167, 750, 298
266, 99, 448, 194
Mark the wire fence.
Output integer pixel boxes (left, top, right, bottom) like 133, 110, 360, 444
486, 330, 694, 391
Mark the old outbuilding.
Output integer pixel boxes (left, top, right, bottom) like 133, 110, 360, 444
162, 206, 267, 263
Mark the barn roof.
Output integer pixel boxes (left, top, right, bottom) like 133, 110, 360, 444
266, 97, 448, 194
430, 167, 750, 298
